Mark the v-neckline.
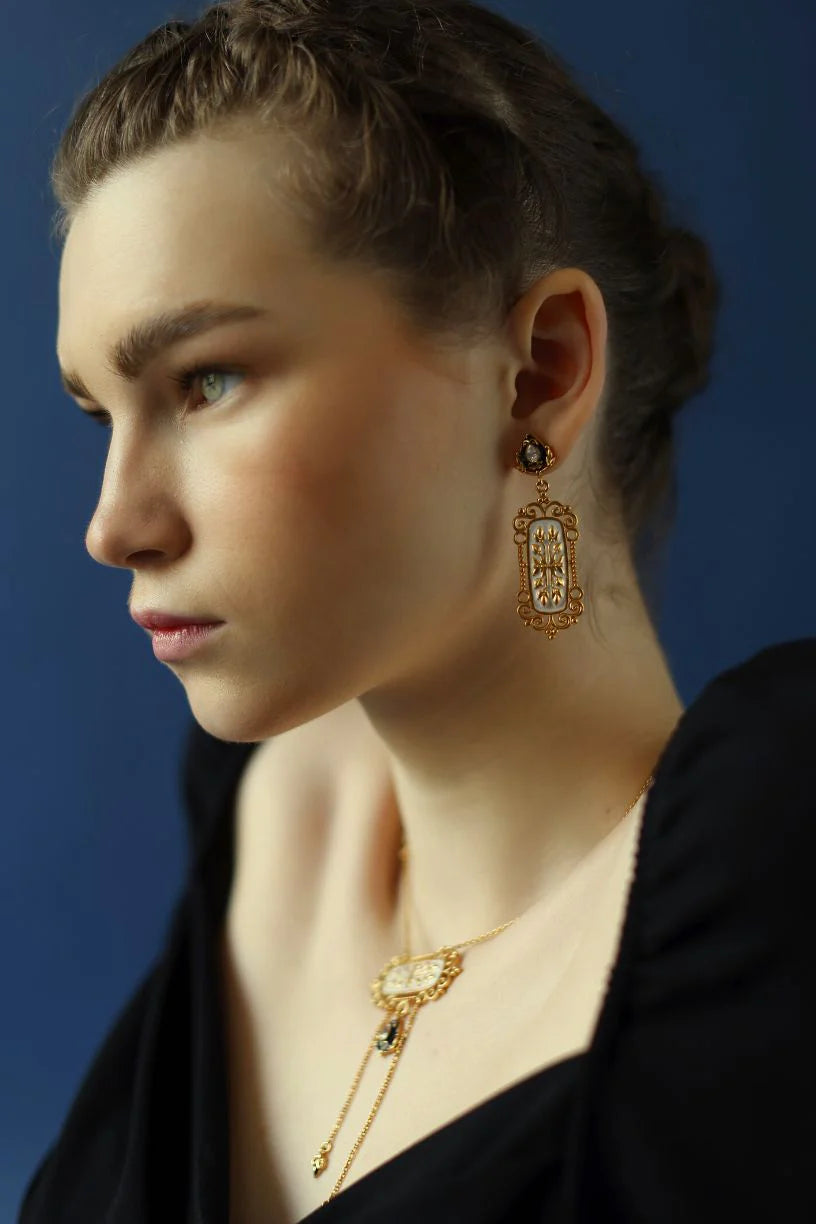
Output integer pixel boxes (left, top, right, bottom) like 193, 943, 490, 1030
204, 739, 659, 1224
296, 1047, 586, 1221
292, 781, 656, 1221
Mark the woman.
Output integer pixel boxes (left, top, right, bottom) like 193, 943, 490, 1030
21, 1, 814, 1221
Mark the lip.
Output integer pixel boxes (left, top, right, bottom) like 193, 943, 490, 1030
131, 609, 225, 631
150, 622, 225, 662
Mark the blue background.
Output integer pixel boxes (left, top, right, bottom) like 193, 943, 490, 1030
2, 0, 814, 1216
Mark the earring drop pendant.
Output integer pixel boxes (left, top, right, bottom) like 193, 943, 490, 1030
512, 434, 584, 639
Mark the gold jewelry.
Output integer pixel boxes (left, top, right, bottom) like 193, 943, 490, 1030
310, 772, 656, 1203
513, 433, 584, 638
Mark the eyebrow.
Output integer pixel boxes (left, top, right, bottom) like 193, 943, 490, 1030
58, 301, 269, 401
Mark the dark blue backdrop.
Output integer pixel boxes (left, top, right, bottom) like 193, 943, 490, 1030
2, 1, 814, 1216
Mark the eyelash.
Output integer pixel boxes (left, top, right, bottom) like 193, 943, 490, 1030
85, 363, 243, 429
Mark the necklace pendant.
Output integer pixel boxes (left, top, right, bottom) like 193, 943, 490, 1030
374, 1013, 404, 1056
371, 946, 463, 1023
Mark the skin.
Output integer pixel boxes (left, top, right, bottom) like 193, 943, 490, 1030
56, 126, 685, 964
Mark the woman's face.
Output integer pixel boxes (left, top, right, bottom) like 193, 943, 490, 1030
56, 128, 518, 742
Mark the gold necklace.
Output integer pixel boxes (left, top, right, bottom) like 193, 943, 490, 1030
310, 772, 655, 1203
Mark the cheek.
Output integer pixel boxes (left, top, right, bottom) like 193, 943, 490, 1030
198, 414, 402, 615
246, 368, 451, 540
203, 368, 474, 621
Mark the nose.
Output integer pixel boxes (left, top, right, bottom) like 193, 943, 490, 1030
83, 452, 188, 570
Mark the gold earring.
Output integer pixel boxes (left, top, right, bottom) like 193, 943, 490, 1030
512, 433, 584, 639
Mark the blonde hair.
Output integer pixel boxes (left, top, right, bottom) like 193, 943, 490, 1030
50, 0, 720, 582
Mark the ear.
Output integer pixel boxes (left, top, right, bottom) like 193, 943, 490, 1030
503, 267, 608, 469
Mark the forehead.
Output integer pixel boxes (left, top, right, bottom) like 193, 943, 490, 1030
54, 129, 477, 393
56, 130, 318, 360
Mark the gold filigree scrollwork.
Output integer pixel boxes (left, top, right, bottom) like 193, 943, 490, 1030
370, 947, 463, 1012
513, 480, 584, 639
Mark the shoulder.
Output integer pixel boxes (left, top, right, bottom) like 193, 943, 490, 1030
634, 635, 816, 963
569, 636, 816, 1220
648, 635, 816, 843
656, 635, 816, 783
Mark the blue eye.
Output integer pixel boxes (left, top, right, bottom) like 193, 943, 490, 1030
83, 364, 244, 429
171, 364, 244, 408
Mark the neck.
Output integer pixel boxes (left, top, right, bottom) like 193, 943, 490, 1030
351, 564, 683, 960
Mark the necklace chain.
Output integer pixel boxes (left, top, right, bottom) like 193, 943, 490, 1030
311, 771, 656, 1204
400, 836, 517, 959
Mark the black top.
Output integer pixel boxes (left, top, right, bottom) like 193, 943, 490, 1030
18, 638, 816, 1223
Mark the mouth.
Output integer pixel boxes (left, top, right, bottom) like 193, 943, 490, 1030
131, 608, 225, 631
149, 621, 226, 661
